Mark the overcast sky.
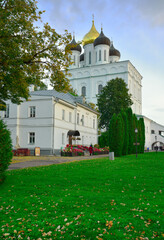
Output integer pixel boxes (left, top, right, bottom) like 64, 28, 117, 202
37, 0, 164, 126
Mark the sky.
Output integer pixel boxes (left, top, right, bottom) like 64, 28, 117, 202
37, 0, 164, 126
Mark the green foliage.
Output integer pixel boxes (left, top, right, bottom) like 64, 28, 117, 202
0, 118, 13, 183
98, 131, 109, 147
0, 0, 72, 105
69, 88, 78, 96
126, 108, 133, 154
139, 118, 145, 153
1, 152, 164, 239
108, 113, 124, 156
113, 113, 124, 157
87, 102, 99, 112
132, 114, 138, 154
108, 113, 117, 151
121, 110, 129, 155
97, 78, 133, 129
107, 108, 145, 157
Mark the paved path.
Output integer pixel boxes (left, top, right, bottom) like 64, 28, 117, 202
8, 154, 109, 170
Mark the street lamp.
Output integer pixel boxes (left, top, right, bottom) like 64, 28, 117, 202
155, 136, 157, 153
135, 128, 138, 158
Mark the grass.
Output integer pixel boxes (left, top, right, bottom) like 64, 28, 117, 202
1, 152, 164, 239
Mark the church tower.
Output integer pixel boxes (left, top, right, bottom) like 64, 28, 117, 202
67, 18, 142, 115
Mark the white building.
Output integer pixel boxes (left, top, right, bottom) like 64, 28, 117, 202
0, 90, 98, 155
67, 19, 142, 115
67, 19, 164, 151
138, 115, 164, 151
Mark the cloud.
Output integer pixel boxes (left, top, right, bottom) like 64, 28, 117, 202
38, 0, 164, 30
114, 0, 164, 27
37, 0, 108, 31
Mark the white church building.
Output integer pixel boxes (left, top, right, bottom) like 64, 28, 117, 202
67, 19, 142, 115
0, 90, 98, 155
67, 18, 164, 151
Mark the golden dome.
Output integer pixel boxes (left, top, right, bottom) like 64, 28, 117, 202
82, 20, 99, 46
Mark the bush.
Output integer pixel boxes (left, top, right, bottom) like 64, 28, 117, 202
0, 118, 13, 183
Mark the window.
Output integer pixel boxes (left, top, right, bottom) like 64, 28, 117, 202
93, 119, 95, 129
77, 113, 79, 124
89, 51, 91, 64
81, 86, 86, 96
62, 133, 65, 145
62, 109, 65, 120
98, 84, 103, 94
69, 112, 72, 122
151, 130, 155, 134
82, 115, 84, 126
99, 50, 101, 61
104, 50, 106, 61
29, 106, 36, 118
29, 132, 35, 144
4, 104, 9, 118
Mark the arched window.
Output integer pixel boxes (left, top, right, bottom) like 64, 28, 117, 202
99, 50, 101, 61
104, 50, 106, 61
89, 51, 91, 64
81, 86, 86, 96
98, 84, 103, 94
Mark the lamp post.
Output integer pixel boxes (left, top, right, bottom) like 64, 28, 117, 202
135, 128, 138, 158
155, 136, 157, 153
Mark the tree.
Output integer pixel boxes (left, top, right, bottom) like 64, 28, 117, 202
98, 131, 109, 148
97, 78, 133, 129
132, 114, 138, 154
108, 113, 117, 151
0, 0, 72, 107
126, 108, 133, 154
139, 118, 145, 153
112, 113, 124, 157
121, 110, 129, 155
0, 118, 13, 183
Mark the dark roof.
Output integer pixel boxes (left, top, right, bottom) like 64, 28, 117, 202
80, 53, 84, 61
109, 42, 120, 57
67, 37, 82, 53
94, 29, 110, 47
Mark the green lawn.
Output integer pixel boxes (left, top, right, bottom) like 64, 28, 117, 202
1, 152, 164, 239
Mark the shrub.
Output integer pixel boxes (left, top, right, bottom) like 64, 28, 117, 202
0, 118, 13, 183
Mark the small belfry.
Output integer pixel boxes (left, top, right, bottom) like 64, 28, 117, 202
67, 18, 142, 116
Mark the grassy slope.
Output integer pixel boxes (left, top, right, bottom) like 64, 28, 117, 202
0, 152, 164, 239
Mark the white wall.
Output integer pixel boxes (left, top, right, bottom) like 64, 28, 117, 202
143, 116, 164, 150
0, 94, 98, 155
69, 59, 142, 115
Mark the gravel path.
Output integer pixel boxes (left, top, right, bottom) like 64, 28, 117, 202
8, 154, 109, 170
